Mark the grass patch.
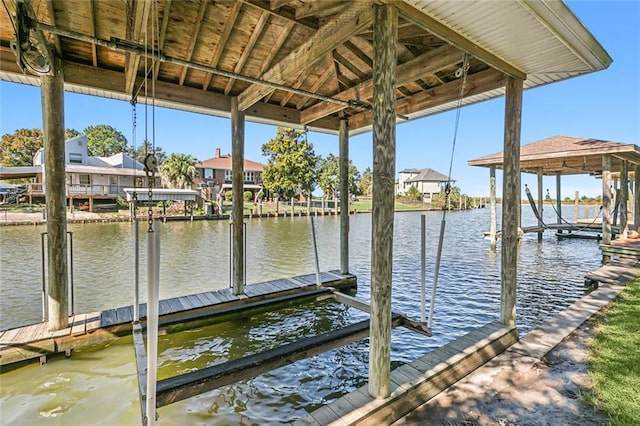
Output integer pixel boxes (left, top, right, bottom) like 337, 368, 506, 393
588, 280, 640, 425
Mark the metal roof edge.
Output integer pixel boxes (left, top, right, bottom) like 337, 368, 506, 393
521, 0, 613, 71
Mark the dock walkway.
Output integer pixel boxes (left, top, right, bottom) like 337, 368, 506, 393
0, 270, 356, 367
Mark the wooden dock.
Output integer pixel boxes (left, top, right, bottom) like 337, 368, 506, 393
294, 321, 518, 425
0, 270, 356, 367
600, 237, 640, 260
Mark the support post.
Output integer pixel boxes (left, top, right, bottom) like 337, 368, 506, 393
42, 56, 69, 331
602, 155, 612, 263
501, 77, 523, 328
635, 164, 640, 231
621, 160, 628, 239
537, 169, 543, 242
231, 97, 245, 295
339, 119, 349, 274
369, 2, 396, 400
574, 191, 579, 222
556, 173, 562, 225
489, 165, 497, 250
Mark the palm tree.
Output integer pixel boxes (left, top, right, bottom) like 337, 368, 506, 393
159, 153, 198, 189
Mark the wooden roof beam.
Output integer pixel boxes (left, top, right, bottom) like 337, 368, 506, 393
41, 0, 62, 57
237, 1, 373, 111
388, 0, 526, 80
296, 66, 333, 109
224, 11, 269, 95
259, 21, 294, 74
243, 0, 318, 30
295, 1, 348, 20
347, 68, 506, 130
124, 0, 150, 97
202, 1, 241, 91
179, 0, 209, 86
87, 0, 97, 67
301, 44, 461, 124
270, 0, 293, 10
153, 0, 172, 80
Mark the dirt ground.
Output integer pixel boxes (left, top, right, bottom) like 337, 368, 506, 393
394, 320, 609, 426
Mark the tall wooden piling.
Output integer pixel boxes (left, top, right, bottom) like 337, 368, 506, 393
501, 77, 523, 328
489, 165, 497, 250
339, 119, 349, 274
620, 160, 628, 238
602, 155, 612, 263
537, 169, 543, 242
556, 173, 562, 224
42, 56, 69, 331
231, 97, 245, 295
369, 2, 396, 400
574, 191, 579, 222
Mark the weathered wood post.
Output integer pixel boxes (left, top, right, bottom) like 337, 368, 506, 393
231, 97, 244, 295
489, 165, 497, 250
43, 56, 69, 331
620, 160, 628, 239
501, 77, 523, 328
574, 190, 579, 222
602, 155, 612, 263
556, 173, 562, 225
635, 164, 640, 231
339, 119, 349, 274
369, 2, 396, 399
537, 169, 543, 241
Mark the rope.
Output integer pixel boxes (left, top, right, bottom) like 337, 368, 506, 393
425, 53, 470, 331
525, 186, 602, 233
545, 190, 603, 233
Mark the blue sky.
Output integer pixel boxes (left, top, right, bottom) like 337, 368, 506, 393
1, 1, 638, 198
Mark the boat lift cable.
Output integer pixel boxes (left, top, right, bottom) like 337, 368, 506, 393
544, 189, 603, 233
422, 53, 470, 332
525, 186, 603, 234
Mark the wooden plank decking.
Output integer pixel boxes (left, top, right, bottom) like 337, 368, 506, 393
0, 270, 356, 367
293, 321, 518, 426
600, 237, 640, 260
585, 257, 640, 286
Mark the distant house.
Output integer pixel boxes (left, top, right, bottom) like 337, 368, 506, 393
396, 168, 453, 202
0, 134, 152, 210
195, 148, 265, 200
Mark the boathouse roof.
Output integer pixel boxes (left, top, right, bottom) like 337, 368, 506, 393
468, 135, 640, 175
0, 1, 611, 135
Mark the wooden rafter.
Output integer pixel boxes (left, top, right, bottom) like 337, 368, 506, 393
153, 0, 172, 80
202, 1, 241, 91
295, 0, 347, 20
343, 39, 373, 69
279, 70, 308, 107
224, 11, 268, 95
243, 0, 318, 30
41, 0, 61, 56
179, 0, 208, 86
125, 0, 151, 97
301, 44, 461, 124
269, 0, 293, 10
333, 49, 367, 82
87, 0, 97, 67
348, 68, 506, 129
237, 0, 373, 111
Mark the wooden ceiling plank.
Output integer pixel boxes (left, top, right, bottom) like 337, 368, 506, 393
333, 49, 367, 82
202, 1, 241, 91
224, 11, 269, 95
179, 0, 209, 86
390, 0, 526, 80
296, 66, 333, 109
347, 68, 506, 129
153, 0, 172, 80
243, 0, 318, 30
259, 21, 294, 74
125, 0, 151, 96
279, 71, 308, 107
343, 39, 373, 69
301, 44, 461, 124
237, 0, 373, 110
269, 0, 294, 10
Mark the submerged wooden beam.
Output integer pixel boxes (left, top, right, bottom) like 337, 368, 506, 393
500, 77, 523, 327
42, 56, 69, 332
156, 314, 404, 407
369, 2, 397, 400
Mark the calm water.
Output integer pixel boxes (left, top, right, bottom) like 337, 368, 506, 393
0, 206, 601, 424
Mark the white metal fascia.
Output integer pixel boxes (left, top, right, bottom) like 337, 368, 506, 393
520, 0, 612, 71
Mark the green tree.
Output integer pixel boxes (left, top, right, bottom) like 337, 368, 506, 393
84, 124, 127, 156
406, 185, 423, 202
432, 185, 462, 209
159, 153, 198, 189
128, 140, 167, 164
359, 166, 372, 196
261, 127, 318, 199
317, 154, 360, 200
0, 128, 80, 166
